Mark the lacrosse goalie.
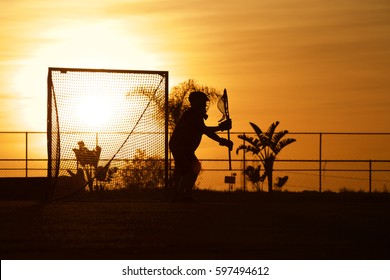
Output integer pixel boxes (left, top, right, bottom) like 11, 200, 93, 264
169, 91, 233, 202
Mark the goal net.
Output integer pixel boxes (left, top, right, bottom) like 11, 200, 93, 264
47, 67, 168, 200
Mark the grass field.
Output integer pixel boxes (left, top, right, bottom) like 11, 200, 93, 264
1, 190, 389, 260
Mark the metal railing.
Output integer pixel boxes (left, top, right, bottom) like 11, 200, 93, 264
197, 158, 390, 193
199, 132, 390, 192
1, 131, 389, 193
0, 132, 48, 177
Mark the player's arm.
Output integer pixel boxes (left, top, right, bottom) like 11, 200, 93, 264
204, 118, 231, 136
204, 119, 233, 150
204, 128, 222, 141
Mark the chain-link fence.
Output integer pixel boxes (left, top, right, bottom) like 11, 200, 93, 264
1, 131, 389, 193
0, 132, 47, 177
197, 159, 390, 193
195, 132, 390, 193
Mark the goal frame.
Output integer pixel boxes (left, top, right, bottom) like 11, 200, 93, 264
47, 67, 169, 199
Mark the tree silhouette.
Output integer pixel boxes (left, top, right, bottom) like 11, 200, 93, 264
167, 79, 220, 131
121, 149, 165, 189
236, 121, 296, 192
136, 79, 220, 132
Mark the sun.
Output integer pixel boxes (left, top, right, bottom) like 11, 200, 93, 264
12, 20, 164, 131
67, 77, 154, 134
75, 95, 114, 131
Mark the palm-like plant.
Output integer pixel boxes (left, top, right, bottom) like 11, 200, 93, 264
244, 165, 265, 191
236, 121, 296, 192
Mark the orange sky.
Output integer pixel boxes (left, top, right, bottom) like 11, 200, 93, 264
1, 0, 390, 135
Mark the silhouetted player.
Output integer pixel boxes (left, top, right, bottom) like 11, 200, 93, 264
169, 91, 233, 201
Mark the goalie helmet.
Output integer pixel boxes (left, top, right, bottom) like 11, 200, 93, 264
189, 91, 209, 105
189, 91, 210, 119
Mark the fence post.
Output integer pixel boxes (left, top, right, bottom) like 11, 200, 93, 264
319, 133, 322, 192
243, 133, 246, 191
25, 132, 28, 178
164, 73, 169, 191
369, 160, 372, 193
47, 69, 52, 180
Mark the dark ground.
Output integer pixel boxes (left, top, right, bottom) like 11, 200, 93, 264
1, 190, 389, 260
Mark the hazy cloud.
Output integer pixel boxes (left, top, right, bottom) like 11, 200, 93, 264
1, 0, 390, 131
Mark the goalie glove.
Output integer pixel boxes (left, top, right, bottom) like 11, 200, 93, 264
219, 138, 233, 151
218, 119, 232, 131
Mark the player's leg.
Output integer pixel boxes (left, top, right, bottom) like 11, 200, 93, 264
170, 151, 189, 201
181, 158, 201, 200
171, 152, 200, 202
171, 170, 184, 202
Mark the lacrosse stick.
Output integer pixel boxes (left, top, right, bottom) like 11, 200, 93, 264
217, 88, 232, 170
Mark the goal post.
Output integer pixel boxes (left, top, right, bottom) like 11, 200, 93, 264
47, 67, 169, 200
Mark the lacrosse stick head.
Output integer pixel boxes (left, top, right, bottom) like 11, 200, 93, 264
217, 89, 229, 122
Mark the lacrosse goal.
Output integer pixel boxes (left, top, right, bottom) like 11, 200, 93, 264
47, 67, 169, 200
